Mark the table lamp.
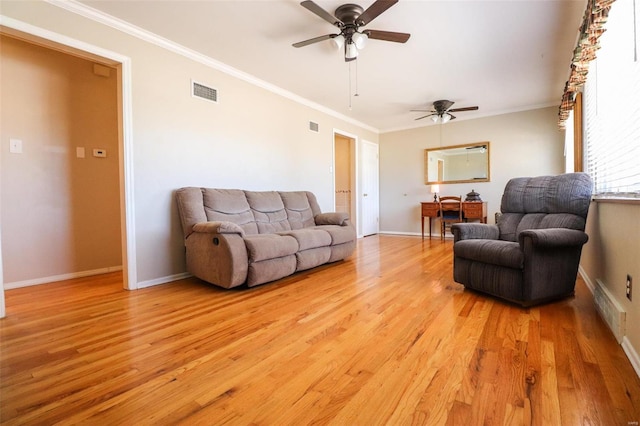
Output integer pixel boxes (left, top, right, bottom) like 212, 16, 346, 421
431, 184, 440, 202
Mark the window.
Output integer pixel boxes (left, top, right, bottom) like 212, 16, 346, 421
583, 0, 640, 197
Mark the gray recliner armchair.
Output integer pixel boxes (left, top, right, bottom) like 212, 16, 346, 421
451, 173, 593, 306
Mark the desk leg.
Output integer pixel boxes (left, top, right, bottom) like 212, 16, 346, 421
421, 216, 424, 240
429, 217, 432, 239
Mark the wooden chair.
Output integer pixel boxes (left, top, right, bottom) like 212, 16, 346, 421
438, 196, 463, 239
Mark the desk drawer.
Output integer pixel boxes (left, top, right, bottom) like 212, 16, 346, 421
422, 204, 439, 216
464, 203, 484, 218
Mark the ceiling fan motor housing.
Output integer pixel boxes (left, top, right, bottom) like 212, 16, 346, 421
335, 4, 364, 25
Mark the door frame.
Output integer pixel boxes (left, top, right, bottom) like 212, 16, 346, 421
0, 16, 137, 317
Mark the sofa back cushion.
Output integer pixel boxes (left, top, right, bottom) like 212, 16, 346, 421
245, 191, 292, 234
202, 188, 259, 235
498, 173, 592, 242
280, 191, 321, 229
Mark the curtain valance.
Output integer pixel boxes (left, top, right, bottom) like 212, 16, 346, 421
558, 0, 616, 129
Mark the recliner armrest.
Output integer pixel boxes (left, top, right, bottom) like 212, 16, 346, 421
315, 212, 350, 226
452, 223, 499, 242
191, 221, 245, 236
518, 228, 588, 249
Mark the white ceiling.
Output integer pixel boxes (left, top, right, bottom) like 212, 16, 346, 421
79, 0, 586, 132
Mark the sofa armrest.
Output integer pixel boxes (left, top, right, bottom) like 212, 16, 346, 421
191, 221, 245, 236
315, 212, 350, 226
452, 223, 500, 242
518, 228, 588, 249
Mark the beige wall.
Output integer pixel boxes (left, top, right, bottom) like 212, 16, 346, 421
379, 107, 564, 235
581, 202, 640, 361
1, 35, 121, 284
0, 1, 378, 285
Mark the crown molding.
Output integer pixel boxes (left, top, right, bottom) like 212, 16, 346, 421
44, 0, 379, 134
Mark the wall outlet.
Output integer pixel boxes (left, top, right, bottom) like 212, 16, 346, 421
626, 275, 633, 301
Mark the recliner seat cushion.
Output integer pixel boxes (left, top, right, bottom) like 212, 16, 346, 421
314, 225, 355, 246
244, 234, 298, 262
454, 240, 523, 269
277, 229, 331, 251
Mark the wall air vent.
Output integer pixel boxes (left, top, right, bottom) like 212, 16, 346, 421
309, 121, 319, 133
192, 80, 218, 103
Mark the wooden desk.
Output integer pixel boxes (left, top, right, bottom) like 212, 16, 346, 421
421, 201, 488, 239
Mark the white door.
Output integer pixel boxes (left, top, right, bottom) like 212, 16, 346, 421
361, 141, 379, 236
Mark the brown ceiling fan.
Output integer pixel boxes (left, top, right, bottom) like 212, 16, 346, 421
292, 0, 411, 62
412, 100, 479, 123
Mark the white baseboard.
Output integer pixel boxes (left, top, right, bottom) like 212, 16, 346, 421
136, 272, 192, 289
578, 265, 595, 293
622, 337, 640, 379
3, 266, 123, 290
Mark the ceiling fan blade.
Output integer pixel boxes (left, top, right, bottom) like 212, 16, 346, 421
449, 106, 479, 112
364, 30, 410, 43
415, 114, 435, 121
449, 114, 457, 120
292, 34, 335, 48
300, 1, 341, 26
410, 109, 432, 112
357, 0, 398, 26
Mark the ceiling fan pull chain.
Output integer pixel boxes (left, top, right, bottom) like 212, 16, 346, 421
354, 59, 359, 97
348, 61, 353, 110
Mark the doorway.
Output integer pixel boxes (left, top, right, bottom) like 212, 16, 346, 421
334, 134, 354, 222
0, 22, 136, 318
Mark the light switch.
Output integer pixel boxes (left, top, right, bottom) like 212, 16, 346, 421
76, 147, 85, 158
10, 138, 23, 154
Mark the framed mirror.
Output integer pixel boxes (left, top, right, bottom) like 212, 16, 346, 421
424, 142, 490, 184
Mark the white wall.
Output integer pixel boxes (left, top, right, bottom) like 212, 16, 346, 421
0, 1, 378, 286
379, 107, 565, 235
581, 202, 640, 373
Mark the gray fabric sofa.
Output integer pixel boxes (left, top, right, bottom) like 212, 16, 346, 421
176, 188, 356, 288
451, 173, 593, 306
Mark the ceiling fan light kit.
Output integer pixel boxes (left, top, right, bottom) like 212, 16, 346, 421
293, 0, 410, 62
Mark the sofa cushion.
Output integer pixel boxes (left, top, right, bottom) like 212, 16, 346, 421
244, 234, 298, 262
314, 225, 356, 246
279, 191, 319, 229
454, 240, 523, 269
277, 229, 331, 251
202, 189, 258, 235
245, 191, 292, 234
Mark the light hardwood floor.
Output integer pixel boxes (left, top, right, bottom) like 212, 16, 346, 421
1, 235, 639, 425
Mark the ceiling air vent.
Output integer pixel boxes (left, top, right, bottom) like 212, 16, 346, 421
192, 80, 218, 103
309, 121, 319, 133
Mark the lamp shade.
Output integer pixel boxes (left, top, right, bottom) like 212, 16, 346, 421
331, 34, 345, 50
352, 32, 368, 49
345, 42, 358, 59
431, 184, 440, 194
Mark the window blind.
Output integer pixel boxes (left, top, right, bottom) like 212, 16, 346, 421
584, 0, 640, 196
